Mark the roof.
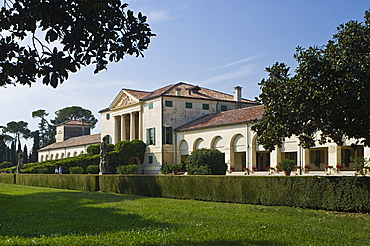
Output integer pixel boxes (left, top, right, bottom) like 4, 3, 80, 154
175, 105, 264, 132
139, 82, 257, 103
38, 133, 101, 151
56, 120, 92, 127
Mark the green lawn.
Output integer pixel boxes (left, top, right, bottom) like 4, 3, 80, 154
0, 183, 369, 245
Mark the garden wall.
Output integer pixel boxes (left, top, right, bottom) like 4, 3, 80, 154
1, 174, 370, 212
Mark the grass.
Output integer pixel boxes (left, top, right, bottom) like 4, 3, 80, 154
0, 184, 370, 245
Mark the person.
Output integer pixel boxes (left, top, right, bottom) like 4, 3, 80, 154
58, 166, 62, 174
55, 167, 59, 174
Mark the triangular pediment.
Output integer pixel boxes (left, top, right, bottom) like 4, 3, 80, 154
110, 90, 140, 110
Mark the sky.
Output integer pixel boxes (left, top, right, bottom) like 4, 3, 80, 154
1, 0, 369, 147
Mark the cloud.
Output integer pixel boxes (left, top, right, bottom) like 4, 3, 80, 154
146, 9, 174, 23
201, 65, 255, 85
213, 54, 264, 70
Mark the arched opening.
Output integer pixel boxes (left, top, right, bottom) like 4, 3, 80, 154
194, 138, 206, 150
50, 154, 54, 160
211, 136, 225, 164
55, 153, 59, 160
231, 134, 246, 171
61, 153, 65, 159
40, 155, 44, 162
253, 134, 271, 171
73, 151, 77, 157
179, 140, 189, 163
67, 152, 71, 158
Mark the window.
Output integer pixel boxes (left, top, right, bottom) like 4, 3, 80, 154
165, 101, 173, 107
221, 105, 227, 111
148, 102, 153, 109
202, 104, 209, 110
146, 127, 156, 145
162, 126, 173, 145
148, 155, 153, 164
106, 113, 110, 120
185, 102, 192, 108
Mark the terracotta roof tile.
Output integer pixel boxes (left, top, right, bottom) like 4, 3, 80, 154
140, 82, 257, 103
57, 120, 92, 126
38, 133, 101, 151
124, 89, 151, 100
175, 105, 264, 132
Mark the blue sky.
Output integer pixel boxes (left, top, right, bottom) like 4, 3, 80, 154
1, 0, 369, 146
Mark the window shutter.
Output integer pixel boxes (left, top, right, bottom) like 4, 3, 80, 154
169, 127, 173, 145
146, 128, 149, 145
162, 126, 166, 144
153, 127, 156, 145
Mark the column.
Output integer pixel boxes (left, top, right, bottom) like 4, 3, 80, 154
130, 112, 136, 141
121, 114, 126, 141
114, 116, 121, 143
138, 110, 142, 140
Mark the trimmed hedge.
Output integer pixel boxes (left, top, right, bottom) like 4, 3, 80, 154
0, 173, 16, 184
2, 174, 370, 212
16, 174, 99, 191
99, 175, 370, 212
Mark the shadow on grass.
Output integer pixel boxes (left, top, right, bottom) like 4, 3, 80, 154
0, 190, 171, 237
0, 186, 287, 245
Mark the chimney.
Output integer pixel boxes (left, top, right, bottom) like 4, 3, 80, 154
175, 87, 181, 96
234, 86, 242, 109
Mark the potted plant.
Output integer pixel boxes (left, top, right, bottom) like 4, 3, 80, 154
304, 165, 311, 173
336, 164, 343, 172
230, 166, 235, 173
278, 159, 296, 176
252, 166, 257, 173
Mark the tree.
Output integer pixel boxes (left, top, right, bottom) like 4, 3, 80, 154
252, 10, 370, 150
51, 106, 98, 127
0, 0, 155, 88
32, 109, 55, 147
2, 121, 31, 150
29, 130, 40, 163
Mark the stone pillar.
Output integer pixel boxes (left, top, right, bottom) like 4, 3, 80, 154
121, 114, 126, 141
130, 112, 136, 141
114, 116, 121, 143
328, 144, 340, 167
138, 110, 142, 140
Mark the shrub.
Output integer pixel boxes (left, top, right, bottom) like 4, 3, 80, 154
86, 144, 100, 155
352, 156, 370, 175
86, 165, 99, 174
160, 163, 182, 174
279, 159, 296, 172
116, 165, 138, 174
70, 166, 84, 174
185, 148, 227, 175
0, 161, 14, 169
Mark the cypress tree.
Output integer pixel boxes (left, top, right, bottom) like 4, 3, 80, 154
0, 140, 6, 162
10, 141, 16, 165
30, 131, 40, 163
23, 145, 28, 164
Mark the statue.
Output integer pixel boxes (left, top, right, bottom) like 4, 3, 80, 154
99, 136, 109, 175
17, 152, 23, 174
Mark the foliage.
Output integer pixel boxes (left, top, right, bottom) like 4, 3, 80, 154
278, 159, 296, 172
70, 166, 84, 174
114, 140, 146, 165
185, 148, 227, 175
352, 156, 370, 175
51, 106, 98, 127
86, 165, 99, 174
160, 163, 183, 174
116, 165, 138, 174
252, 10, 370, 150
1, 121, 31, 149
0, 161, 13, 169
32, 109, 55, 147
87, 144, 100, 155
0, 0, 155, 88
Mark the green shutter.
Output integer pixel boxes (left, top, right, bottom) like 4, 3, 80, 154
153, 127, 156, 145
162, 126, 166, 144
146, 128, 149, 145
169, 127, 173, 145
